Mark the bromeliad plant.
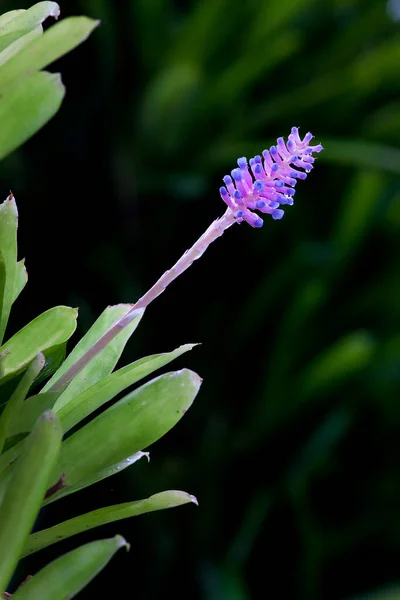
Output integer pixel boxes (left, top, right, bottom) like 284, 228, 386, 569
0, 2, 322, 598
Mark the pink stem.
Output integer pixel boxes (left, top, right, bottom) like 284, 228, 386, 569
49, 209, 236, 393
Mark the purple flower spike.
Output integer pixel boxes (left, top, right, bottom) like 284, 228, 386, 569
219, 127, 322, 227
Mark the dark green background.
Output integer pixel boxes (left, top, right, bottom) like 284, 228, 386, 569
1, 0, 400, 598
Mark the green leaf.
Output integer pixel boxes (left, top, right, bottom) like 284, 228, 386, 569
0, 195, 17, 345
0, 3, 60, 35
48, 307, 145, 395
0, 10, 26, 30
0, 29, 35, 54
0, 353, 45, 453
43, 305, 144, 411
0, 411, 62, 593
24, 490, 197, 556
0, 3, 59, 54
0, 26, 43, 68
12, 535, 128, 600
7, 392, 59, 438
0, 16, 99, 93
0, 71, 65, 161
47, 369, 201, 502
12, 259, 27, 304
48, 451, 149, 502
298, 331, 375, 399
0, 306, 78, 383
85, 451, 150, 490
57, 343, 197, 433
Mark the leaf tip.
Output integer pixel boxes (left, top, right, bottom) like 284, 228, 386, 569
5, 192, 18, 214
82, 16, 102, 36
114, 534, 130, 552
36, 352, 46, 368
185, 343, 201, 351
188, 494, 199, 506
50, 3, 61, 20
187, 369, 203, 389
47, 72, 65, 94
40, 409, 57, 422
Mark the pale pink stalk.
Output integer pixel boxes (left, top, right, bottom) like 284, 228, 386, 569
49, 209, 236, 392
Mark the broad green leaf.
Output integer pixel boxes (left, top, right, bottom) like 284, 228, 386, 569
0, 345, 66, 410
0, 10, 26, 30
0, 16, 99, 93
0, 3, 59, 35
0, 30, 36, 54
45, 451, 149, 504
0, 195, 17, 345
47, 369, 201, 502
57, 343, 197, 432
12, 259, 27, 304
0, 71, 65, 162
0, 306, 77, 383
298, 331, 375, 399
0, 26, 43, 67
44, 305, 144, 410
13, 536, 128, 600
0, 3, 59, 54
0, 411, 62, 593
7, 392, 59, 438
5, 397, 141, 481
48, 307, 144, 395
2, 343, 195, 467
0, 353, 45, 453
25, 490, 197, 556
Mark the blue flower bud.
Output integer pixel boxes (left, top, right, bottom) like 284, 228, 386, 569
223, 175, 232, 185
231, 168, 242, 181
272, 208, 285, 220
253, 180, 264, 192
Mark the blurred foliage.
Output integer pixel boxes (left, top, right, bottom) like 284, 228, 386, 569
0, 0, 399, 598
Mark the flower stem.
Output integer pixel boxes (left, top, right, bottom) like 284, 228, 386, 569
49, 209, 236, 392
134, 208, 235, 309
